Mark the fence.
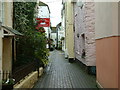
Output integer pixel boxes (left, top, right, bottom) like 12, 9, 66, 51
12, 61, 36, 84
1, 61, 41, 84
1, 71, 12, 82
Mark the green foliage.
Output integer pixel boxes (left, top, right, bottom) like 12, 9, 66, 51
34, 32, 49, 66
61, 37, 65, 40
2, 78, 15, 85
13, 2, 49, 67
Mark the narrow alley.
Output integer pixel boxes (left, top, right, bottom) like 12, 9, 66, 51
1, 0, 119, 89
33, 50, 97, 88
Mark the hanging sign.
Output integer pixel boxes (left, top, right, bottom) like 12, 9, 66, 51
36, 18, 50, 27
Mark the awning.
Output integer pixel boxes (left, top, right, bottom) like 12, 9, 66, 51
1, 26, 23, 37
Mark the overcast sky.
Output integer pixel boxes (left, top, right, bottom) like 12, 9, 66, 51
39, 0, 62, 27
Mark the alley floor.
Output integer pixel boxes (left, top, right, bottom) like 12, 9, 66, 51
33, 50, 98, 89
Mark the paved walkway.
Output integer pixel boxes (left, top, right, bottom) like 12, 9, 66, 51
33, 50, 98, 88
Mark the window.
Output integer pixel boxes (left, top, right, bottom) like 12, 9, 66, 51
81, 33, 86, 59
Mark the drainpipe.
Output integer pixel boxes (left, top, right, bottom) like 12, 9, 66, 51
48, 27, 51, 49
56, 27, 58, 49
12, 37, 14, 74
56, 26, 59, 49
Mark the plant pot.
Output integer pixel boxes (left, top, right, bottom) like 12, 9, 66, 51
2, 84, 13, 90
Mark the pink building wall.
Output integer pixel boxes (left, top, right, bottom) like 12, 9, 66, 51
95, 2, 119, 88
73, 2, 96, 66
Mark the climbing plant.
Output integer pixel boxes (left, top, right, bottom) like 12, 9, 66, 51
13, 1, 49, 67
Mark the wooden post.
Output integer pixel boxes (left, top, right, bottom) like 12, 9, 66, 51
0, 26, 3, 85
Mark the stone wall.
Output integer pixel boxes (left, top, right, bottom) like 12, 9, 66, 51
84, 2, 96, 66
14, 67, 44, 89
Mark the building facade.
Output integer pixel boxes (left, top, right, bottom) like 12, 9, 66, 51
38, 1, 51, 48
56, 22, 65, 50
51, 27, 57, 48
61, 10, 65, 51
95, 2, 119, 88
73, 1, 96, 72
61, 0, 120, 88
1, 1, 13, 72
0, 1, 22, 74
62, 0, 75, 61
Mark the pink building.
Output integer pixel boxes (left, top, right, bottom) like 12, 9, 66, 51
95, 2, 119, 88
73, 1, 96, 73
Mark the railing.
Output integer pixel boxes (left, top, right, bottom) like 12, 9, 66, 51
1, 59, 42, 84
12, 61, 36, 84
1, 71, 12, 82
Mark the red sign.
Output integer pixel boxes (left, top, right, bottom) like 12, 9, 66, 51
36, 18, 50, 27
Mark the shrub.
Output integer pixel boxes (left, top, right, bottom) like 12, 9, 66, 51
13, 2, 49, 67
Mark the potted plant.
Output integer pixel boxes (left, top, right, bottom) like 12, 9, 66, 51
2, 78, 15, 90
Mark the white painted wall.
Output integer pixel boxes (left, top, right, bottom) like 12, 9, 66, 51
73, 1, 96, 66
2, 2, 13, 72
37, 4, 51, 48
58, 26, 64, 42
37, 5, 51, 39
56, 24, 65, 51
4, 2, 13, 27
61, 5, 66, 51
51, 33, 57, 47
38, 6, 50, 18
65, 1, 74, 58
44, 27, 51, 38
95, 2, 118, 39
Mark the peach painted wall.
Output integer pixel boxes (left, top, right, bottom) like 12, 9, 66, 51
96, 36, 119, 88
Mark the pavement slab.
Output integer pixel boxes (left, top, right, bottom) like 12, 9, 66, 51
33, 50, 98, 89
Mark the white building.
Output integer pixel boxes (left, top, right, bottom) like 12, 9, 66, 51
56, 22, 65, 51
61, 3, 66, 51
0, 1, 22, 75
51, 27, 57, 48
38, 1, 51, 48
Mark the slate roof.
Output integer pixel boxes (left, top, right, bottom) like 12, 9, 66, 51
2, 26, 23, 36
39, 1, 51, 13
39, 1, 48, 6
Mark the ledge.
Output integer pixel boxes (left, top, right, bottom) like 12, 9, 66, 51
96, 80, 103, 88
13, 67, 43, 89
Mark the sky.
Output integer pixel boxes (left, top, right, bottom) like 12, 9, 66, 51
39, 0, 62, 27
